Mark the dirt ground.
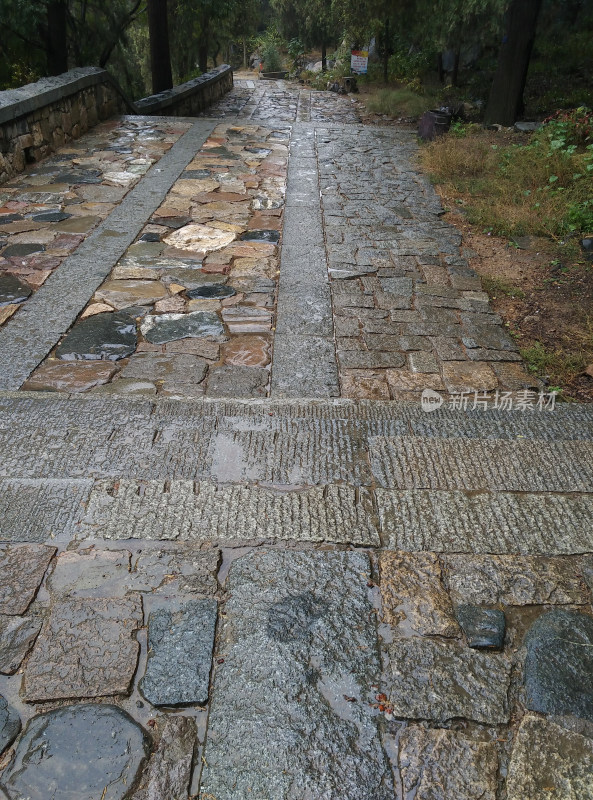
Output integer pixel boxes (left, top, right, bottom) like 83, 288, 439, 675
444, 209, 593, 402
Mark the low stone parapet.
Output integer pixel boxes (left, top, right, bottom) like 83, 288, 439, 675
135, 64, 233, 116
0, 67, 130, 183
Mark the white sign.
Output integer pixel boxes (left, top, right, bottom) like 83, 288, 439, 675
350, 50, 369, 75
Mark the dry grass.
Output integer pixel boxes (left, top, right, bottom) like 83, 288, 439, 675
420, 128, 593, 241
364, 87, 438, 119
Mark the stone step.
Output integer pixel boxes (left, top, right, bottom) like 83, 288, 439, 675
1, 393, 593, 554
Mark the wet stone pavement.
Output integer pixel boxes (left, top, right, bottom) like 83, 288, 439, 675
0, 75, 592, 799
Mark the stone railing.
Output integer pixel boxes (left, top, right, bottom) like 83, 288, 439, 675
0, 67, 131, 183
0, 64, 233, 184
135, 64, 233, 116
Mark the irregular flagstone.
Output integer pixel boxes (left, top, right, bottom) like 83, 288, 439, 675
222, 334, 271, 367
0, 544, 56, 615
141, 311, 224, 344
221, 305, 273, 333
0, 614, 43, 674
80, 482, 379, 545
200, 550, 393, 800
524, 609, 593, 721
0, 704, 150, 800
23, 596, 142, 701
46, 549, 131, 598
380, 551, 460, 637
507, 715, 593, 800
444, 554, 589, 606
164, 224, 235, 254
139, 599, 217, 706
0, 274, 31, 306
55, 311, 137, 361
94, 279, 169, 309
186, 283, 235, 299
0, 305, 19, 326
384, 638, 511, 723
0, 696, 21, 755
22, 360, 117, 392
399, 727, 498, 800
131, 716, 196, 800
121, 352, 208, 385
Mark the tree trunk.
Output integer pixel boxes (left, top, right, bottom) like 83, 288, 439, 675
484, 0, 543, 126
321, 40, 327, 72
147, 0, 173, 93
452, 46, 461, 87
198, 17, 210, 74
437, 52, 444, 84
382, 15, 390, 82
47, 1, 68, 75
243, 37, 247, 69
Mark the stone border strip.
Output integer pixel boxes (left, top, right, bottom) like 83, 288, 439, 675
271, 122, 339, 397
78, 480, 379, 544
0, 478, 92, 543
0, 119, 219, 390
377, 488, 593, 554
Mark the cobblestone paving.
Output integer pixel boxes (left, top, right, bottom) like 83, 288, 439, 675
0, 117, 191, 318
0, 77, 592, 800
23, 122, 287, 397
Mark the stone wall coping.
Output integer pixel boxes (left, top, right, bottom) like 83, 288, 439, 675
135, 64, 233, 114
0, 67, 122, 124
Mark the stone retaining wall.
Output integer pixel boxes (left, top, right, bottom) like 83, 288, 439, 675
135, 65, 233, 116
0, 67, 130, 184
0, 64, 233, 185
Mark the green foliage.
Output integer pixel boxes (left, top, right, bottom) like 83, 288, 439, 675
261, 42, 283, 72
387, 39, 432, 85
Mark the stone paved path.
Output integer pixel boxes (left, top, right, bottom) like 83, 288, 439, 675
0, 76, 592, 800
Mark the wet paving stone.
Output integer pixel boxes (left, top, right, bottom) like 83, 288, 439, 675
524, 609, 593, 721
121, 352, 208, 386
399, 726, 498, 800
94, 279, 169, 309
0, 696, 21, 755
507, 715, 593, 800
55, 311, 137, 361
186, 283, 236, 299
200, 550, 393, 800
141, 311, 224, 344
384, 638, 511, 723
126, 547, 220, 596
24, 596, 142, 701
29, 211, 72, 223
0, 704, 150, 800
0, 544, 56, 615
1, 243, 45, 258
456, 605, 506, 650
131, 716, 196, 800
140, 599, 217, 706
221, 334, 271, 367
444, 554, 590, 606
22, 360, 118, 392
206, 365, 268, 397
47, 549, 131, 599
240, 229, 280, 243
0, 614, 43, 674
380, 551, 460, 637
0, 274, 31, 306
